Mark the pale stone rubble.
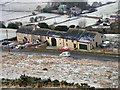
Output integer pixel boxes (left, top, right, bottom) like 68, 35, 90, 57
1, 52, 118, 88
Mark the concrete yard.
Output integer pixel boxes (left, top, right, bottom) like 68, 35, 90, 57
1, 52, 118, 88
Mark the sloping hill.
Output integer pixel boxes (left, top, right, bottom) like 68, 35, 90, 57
0, 0, 51, 11
87, 1, 119, 17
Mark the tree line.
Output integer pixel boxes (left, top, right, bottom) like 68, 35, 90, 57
1, 21, 119, 34
0, 22, 22, 29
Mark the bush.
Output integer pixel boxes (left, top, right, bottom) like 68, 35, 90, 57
42, 8, 52, 13
76, 25, 80, 28
60, 80, 68, 85
52, 79, 60, 86
0, 22, 6, 28
110, 22, 119, 30
55, 25, 68, 31
38, 22, 49, 29
36, 5, 41, 12
69, 25, 75, 28
32, 12, 36, 15
15, 22, 22, 26
2, 75, 94, 89
7, 23, 19, 29
30, 17, 35, 23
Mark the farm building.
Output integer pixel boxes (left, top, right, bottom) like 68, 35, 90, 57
16, 25, 105, 50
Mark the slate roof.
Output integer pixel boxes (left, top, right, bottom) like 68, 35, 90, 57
17, 26, 97, 43
47, 30, 65, 38
78, 31, 96, 43
64, 28, 96, 42
33, 28, 50, 36
64, 28, 84, 40
17, 26, 33, 34
33, 28, 65, 37
17, 26, 65, 38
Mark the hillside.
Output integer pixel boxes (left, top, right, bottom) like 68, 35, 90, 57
87, 1, 119, 17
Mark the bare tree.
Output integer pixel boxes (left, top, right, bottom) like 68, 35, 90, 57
30, 17, 35, 23
46, 2, 52, 8
36, 5, 41, 12
78, 19, 86, 28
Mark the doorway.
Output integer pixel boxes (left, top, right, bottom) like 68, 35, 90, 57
51, 38, 57, 46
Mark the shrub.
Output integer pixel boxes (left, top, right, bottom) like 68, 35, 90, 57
60, 80, 68, 86
52, 79, 60, 86
30, 17, 35, 23
0, 22, 6, 28
15, 22, 22, 27
110, 22, 119, 30
36, 5, 41, 12
7, 23, 19, 29
69, 25, 75, 28
38, 22, 49, 29
55, 25, 68, 31
76, 25, 80, 28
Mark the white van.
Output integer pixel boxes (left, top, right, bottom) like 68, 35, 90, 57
59, 52, 71, 57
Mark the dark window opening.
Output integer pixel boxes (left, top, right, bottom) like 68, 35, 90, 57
51, 38, 56, 46
96, 42, 98, 47
74, 44, 76, 48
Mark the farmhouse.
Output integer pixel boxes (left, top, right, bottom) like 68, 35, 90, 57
16, 25, 105, 51
17, 25, 50, 43
63, 28, 105, 50
16, 25, 33, 43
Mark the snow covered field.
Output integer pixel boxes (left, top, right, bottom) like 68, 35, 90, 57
0, 0, 51, 22
86, 2, 119, 17
1, 52, 118, 88
0, 11, 32, 22
0, 28, 17, 40
1, 11, 97, 27
5, 13, 60, 26
104, 34, 120, 41
0, 1, 118, 23
0, 0, 49, 11
55, 17, 98, 27
0, 1, 119, 40
40, 15, 77, 25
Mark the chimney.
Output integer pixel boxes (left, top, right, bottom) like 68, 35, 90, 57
32, 24, 37, 31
